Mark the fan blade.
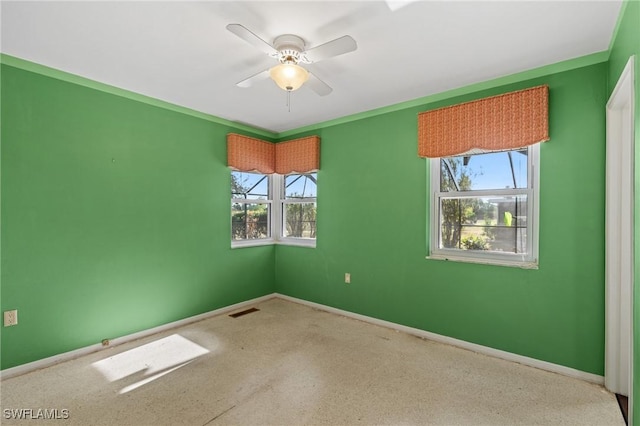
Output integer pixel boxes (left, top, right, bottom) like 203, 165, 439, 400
226, 24, 277, 57
236, 69, 270, 88
306, 72, 333, 96
301, 35, 357, 63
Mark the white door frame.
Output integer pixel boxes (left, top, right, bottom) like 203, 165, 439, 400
605, 55, 635, 422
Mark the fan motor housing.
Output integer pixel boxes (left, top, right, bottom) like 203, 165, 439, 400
273, 34, 305, 64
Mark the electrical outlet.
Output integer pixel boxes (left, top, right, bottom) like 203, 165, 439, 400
345, 273, 351, 284
4, 310, 18, 327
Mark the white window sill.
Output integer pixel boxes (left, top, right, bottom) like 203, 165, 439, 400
276, 238, 316, 248
231, 239, 274, 249
426, 253, 538, 269
231, 238, 316, 249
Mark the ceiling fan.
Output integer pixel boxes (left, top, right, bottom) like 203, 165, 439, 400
226, 24, 357, 96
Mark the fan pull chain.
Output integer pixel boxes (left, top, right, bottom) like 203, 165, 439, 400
287, 90, 291, 113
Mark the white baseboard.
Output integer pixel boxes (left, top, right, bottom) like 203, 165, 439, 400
274, 293, 605, 385
0, 294, 276, 380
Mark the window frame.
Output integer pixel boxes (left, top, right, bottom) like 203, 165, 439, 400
231, 172, 317, 249
275, 173, 317, 248
231, 172, 274, 248
428, 144, 540, 268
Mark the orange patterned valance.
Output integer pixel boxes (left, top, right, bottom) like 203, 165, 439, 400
227, 134, 320, 174
418, 85, 549, 158
227, 134, 275, 174
275, 136, 320, 174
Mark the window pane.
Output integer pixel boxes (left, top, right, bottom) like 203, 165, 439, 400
285, 173, 317, 199
231, 172, 269, 200
231, 203, 270, 240
440, 150, 528, 192
439, 195, 528, 254
284, 202, 316, 239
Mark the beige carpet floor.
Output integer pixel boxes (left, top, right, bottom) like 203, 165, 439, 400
0, 298, 625, 425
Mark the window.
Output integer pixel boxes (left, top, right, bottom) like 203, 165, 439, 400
429, 145, 539, 267
280, 173, 317, 246
231, 171, 271, 246
231, 171, 317, 248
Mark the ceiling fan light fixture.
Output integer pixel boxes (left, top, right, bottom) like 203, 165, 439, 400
269, 63, 309, 91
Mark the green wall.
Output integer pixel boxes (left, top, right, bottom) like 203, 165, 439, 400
276, 62, 609, 376
0, 11, 623, 408
608, 1, 640, 424
0, 63, 276, 369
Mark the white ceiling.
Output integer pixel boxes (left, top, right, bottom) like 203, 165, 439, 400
1, 1, 623, 134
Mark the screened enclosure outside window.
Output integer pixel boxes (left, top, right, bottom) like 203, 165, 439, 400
231, 172, 271, 242
282, 173, 317, 240
429, 145, 539, 267
231, 171, 317, 248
